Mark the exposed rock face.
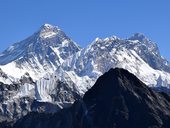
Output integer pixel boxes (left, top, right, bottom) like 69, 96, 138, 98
0, 79, 80, 123
129, 33, 170, 73
7, 68, 170, 128
61, 33, 170, 94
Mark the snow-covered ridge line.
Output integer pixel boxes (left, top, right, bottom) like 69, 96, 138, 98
0, 24, 170, 122
59, 33, 170, 92
0, 23, 170, 103
0, 23, 81, 79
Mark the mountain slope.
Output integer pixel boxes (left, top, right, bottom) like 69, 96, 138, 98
0, 76, 81, 123
83, 68, 170, 128
0, 24, 81, 122
60, 34, 170, 93
128, 33, 170, 72
9, 68, 170, 128
0, 24, 80, 80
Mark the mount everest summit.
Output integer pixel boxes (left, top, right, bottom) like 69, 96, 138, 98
0, 24, 170, 122
0, 24, 80, 80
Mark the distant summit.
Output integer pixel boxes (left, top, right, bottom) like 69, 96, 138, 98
128, 33, 149, 42
0, 24, 80, 79
40, 23, 55, 29
38, 23, 60, 39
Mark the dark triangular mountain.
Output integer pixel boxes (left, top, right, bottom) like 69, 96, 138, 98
6, 68, 170, 128
83, 68, 170, 128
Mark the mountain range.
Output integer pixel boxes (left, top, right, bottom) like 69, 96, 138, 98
0, 24, 170, 125
2, 68, 170, 128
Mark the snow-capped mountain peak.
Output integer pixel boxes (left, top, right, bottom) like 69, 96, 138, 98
89, 34, 170, 73
128, 33, 149, 43
0, 24, 81, 79
59, 34, 170, 93
38, 23, 61, 39
41, 23, 56, 29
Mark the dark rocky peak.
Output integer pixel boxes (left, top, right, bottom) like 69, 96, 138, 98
127, 33, 170, 72
39, 23, 60, 34
128, 33, 149, 43
84, 68, 150, 100
19, 72, 35, 85
83, 68, 170, 128
37, 23, 66, 40
127, 33, 159, 53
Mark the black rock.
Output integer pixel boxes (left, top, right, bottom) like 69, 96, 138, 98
83, 68, 170, 128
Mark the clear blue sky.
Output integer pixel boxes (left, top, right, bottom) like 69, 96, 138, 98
0, 0, 170, 61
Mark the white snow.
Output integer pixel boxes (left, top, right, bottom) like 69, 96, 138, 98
0, 77, 13, 85
17, 83, 35, 97
7, 45, 15, 52
41, 32, 57, 38
43, 23, 54, 28
0, 56, 55, 81
62, 40, 69, 47
95, 37, 100, 42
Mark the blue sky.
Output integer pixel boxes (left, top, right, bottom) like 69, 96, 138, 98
0, 0, 170, 60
